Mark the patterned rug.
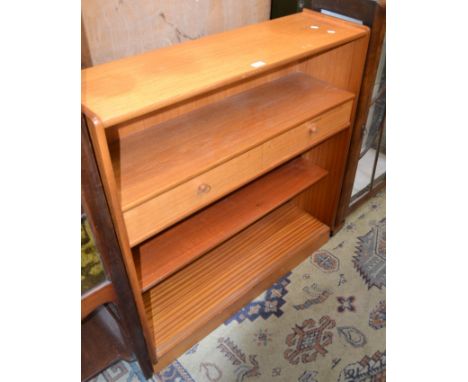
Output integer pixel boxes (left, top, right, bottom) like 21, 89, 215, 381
91, 191, 386, 382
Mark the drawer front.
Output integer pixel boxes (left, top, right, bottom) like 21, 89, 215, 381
263, 101, 352, 165
125, 100, 352, 246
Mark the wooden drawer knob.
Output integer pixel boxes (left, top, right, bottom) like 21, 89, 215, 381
198, 183, 212, 194
308, 124, 318, 134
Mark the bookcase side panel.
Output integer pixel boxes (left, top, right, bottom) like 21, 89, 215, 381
294, 36, 369, 230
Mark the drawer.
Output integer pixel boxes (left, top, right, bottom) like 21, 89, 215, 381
263, 100, 353, 164
124, 100, 352, 246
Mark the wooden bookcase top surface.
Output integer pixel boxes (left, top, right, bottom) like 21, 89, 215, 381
81, 10, 368, 127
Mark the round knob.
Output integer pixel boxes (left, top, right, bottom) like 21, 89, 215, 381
308, 124, 318, 134
198, 183, 211, 194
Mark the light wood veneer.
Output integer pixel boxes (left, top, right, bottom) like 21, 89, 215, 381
121, 90, 353, 246
81, 10, 368, 127
144, 203, 329, 366
135, 157, 328, 292
112, 73, 353, 213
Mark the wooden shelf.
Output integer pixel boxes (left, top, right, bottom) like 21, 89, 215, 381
143, 203, 329, 360
81, 281, 116, 320
111, 72, 353, 212
134, 157, 328, 292
81, 10, 368, 128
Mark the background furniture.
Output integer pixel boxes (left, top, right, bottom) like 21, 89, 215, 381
81, 118, 153, 380
82, 10, 369, 371
271, 0, 386, 225
81, 0, 271, 66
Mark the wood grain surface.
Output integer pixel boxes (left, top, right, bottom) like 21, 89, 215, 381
81, 281, 116, 320
81, 10, 368, 127
112, 73, 353, 211
135, 158, 328, 291
123, 101, 352, 246
294, 129, 350, 228
296, 35, 369, 232
143, 203, 329, 364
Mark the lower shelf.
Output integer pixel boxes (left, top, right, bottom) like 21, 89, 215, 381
143, 203, 329, 367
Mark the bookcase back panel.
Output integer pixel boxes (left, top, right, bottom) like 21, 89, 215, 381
293, 36, 369, 231
300, 36, 369, 120
112, 73, 353, 211
294, 128, 351, 227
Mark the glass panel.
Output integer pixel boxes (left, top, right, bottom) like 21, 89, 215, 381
372, 122, 386, 185
81, 212, 107, 294
351, 35, 386, 202
352, 152, 374, 199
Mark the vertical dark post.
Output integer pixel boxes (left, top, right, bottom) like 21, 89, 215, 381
270, 0, 303, 19
82, 117, 154, 379
369, 115, 385, 191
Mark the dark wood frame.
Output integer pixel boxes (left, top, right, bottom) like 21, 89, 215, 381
349, 112, 385, 210
81, 117, 154, 380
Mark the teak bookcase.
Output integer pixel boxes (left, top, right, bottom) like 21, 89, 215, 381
81, 10, 369, 372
